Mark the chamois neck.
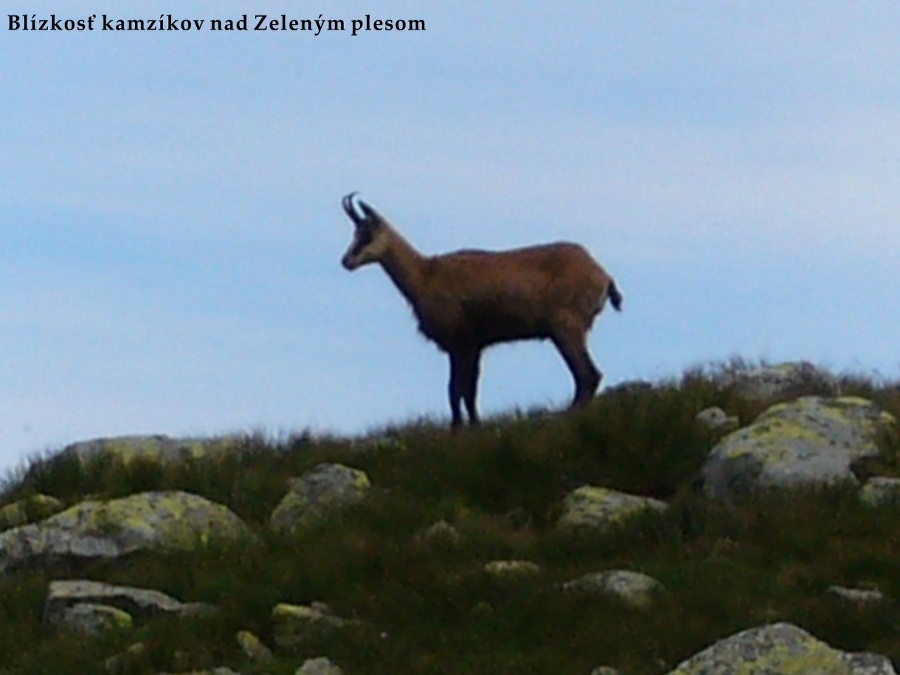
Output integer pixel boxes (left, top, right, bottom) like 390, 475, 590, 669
378, 227, 428, 306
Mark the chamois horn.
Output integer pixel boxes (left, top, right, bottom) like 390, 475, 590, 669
342, 192, 362, 225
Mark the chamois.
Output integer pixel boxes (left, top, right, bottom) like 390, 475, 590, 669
340, 193, 622, 427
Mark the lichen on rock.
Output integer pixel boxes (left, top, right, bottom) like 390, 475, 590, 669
296, 656, 345, 675
56, 602, 134, 636
0, 494, 64, 532
859, 476, 900, 507
557, 486, 668, 532
272, 602, 348, 649
269, 463, 371, 533
702, 396, 895, 499
666, 622, 897, 674
561, 569, 665, 610
0, 491, 251, 573
56, 434, 246, 466
717, 361, 838, 400
44, 579, 214, 626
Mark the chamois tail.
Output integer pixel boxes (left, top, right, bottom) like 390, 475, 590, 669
607, 279, 623, 312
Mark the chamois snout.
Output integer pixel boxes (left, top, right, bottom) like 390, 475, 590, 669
341, 250, 361, 271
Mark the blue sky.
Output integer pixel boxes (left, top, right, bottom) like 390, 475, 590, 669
2, 2, 898, 473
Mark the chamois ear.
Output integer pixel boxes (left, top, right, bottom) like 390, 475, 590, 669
357, 200, 385, 227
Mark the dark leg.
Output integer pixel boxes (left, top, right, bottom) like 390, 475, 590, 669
552, 322, 601, 409
462, 351, 482, 425
449, 350, 482, 427
448, 353, 464, 427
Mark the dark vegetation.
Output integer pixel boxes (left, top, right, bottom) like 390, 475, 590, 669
1, 363, 899, 674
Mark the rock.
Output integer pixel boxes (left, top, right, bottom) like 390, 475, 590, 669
56, 602, 133, 635
272, 602, 347, 649
103, 642, 149, 674
605, 380, 654, 396
236, 630, 274, 663
483, 559, 542, 579
561, 569, 665, 610
0, 491, 251, 573
0, 494, 65, 531
104, 643, 147, 674
826, 585, 887, 609
557, 486, 668, 532
695, 407, 739, 432
417, 520, 463, 547
296, 657, 344, 675
718, 361, 838, 400
470, 601, 495, 620
55, 434, 245, 466
665, 622, 897, 674
702, 396, 895, 499
45, 579, 213, 626
158, 669, 243, 675
859, 477, 900, 507
270, 463, 371, 533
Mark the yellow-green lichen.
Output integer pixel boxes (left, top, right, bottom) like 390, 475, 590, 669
38, 491, 248, 554
558, 486, 668, 531
668, 623, 858, 675
272, 603, 321, 621
0, 494, 64, 531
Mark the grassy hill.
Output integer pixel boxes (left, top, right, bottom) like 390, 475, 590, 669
1, 363, 899, 674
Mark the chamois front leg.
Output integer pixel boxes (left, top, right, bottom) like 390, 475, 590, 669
448, 351, 481, 427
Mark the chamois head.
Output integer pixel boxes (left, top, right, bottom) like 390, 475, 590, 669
341, 192, 391, 270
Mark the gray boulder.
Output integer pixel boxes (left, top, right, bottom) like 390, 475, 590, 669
483, 559, 542, 580
296, 657, 344, 675
45, 579, 213, 626
826, 585, 887, 609
561, 569, 665, 610
56, 602, 133, 636
417, 520, 463, 547
272, 602, 348, 649
103, 642, 149, 674
695, 406, 740, 432
666, 622, 896, 674
270, 463, 371, 533
158, 669, 243, 675
56, 434, 245, 466
236, 630, 274, 663
702, 396, 895, 499
860, 477, 900, 507
557, 486, 668, 532
0, 491, 251, 573
718, 361, 838, 400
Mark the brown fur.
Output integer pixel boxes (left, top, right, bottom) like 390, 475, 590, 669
341, 194, 622, 427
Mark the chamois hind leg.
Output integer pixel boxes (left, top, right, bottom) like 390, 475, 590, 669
448, 350, 481, 427
551, 320, 601, 409
462, 351, 482, 426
